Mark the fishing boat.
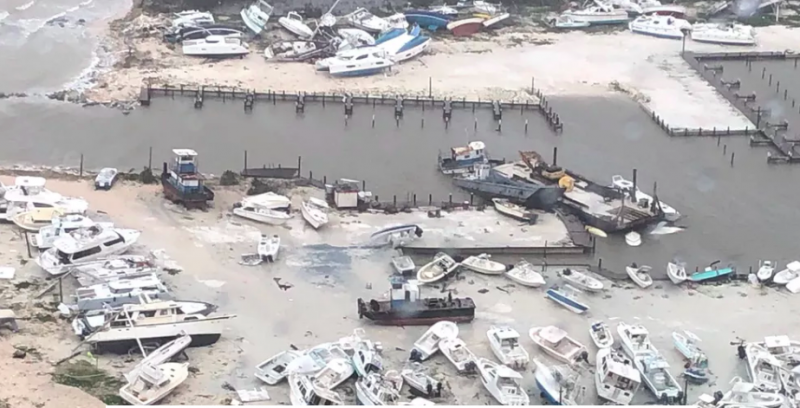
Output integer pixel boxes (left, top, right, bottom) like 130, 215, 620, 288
529, 326, 588, 366
546, 285, 589, 314
692, 22, 755, 45
391, 256, 415, 276
689, 262, 735, 283
611, 175, 680, 221
412, 321, 459, 361
718, 377, 784, 407
119, 362, 189, 405
439, 337, 477, 372
355, 372, 402, 405
300, 197, 330, 229
182, 35, 250, 58
461, 254, 506, 275
344, 8, 391, 33
545, 14, 591, 28
561, 268, 603, 292
312, 358, 355, 390
625, 231, 642, 247
289, 372, 344, 405
438, 141, 488, 175
357, 278, 475, 325
278, 11, 314, 39
447, 17, 484, 36
404, 10, 452, 31
626, 263, 653, 288
487, 326, 529, 369
367, 224, 423, 247
160, 149, 214, 210
667, 262, 687, 285
773, 261, 800, 285
629, 14, 692, 39
745, 343, 782, 393
672, 330, 704, 360
589, 321, 614, 349
504, 260, 545, 288
254, 350, 302, 385
11, 208, 62, 232
36, 227, 141, 276
617, 322, 683, 403
492, 198, 539, 224
595, 348, 641, 405
476, 358, 530, 405
562, 2, 629, 25
233, 193, 292, 225
401, 363, 442, 398
240, 0, 273, 35
417, 252, 459, 284
757, 260, 775, 282
327, 50, 394, 77
353, 339, 383, 377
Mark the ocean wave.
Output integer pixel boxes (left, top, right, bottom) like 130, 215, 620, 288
15, 1, 35, 11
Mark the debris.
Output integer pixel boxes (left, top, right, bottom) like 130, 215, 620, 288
477, 288, 489, 294
236, 387, 270, 402
221, 382, 235, 392
12, 349, 26, 359
239, 253, 263, 266
0, 267, 15, 280
495, 286, 509, 294
273, 278, 293, 291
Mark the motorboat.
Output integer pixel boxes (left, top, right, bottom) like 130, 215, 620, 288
119, 362, 189, 405
278, 12, 314, 39
417, 252, 459, 284
257, 234, 280, 263
595, 348, 641, 405
439, 337, 477, 372
264, 40, 322, 61
372, 25, 430, 63
11, 207, 62, 232
546, 14, 591, 28
124, 333, 192, 383
505, 260, 546, 287
533, 359, 583, 405
312, 358, 354, 390
182, 35, 249, 58
667, 262, 687, 285
72, 274, 170, 312
492, 198, 539, 224
611, 175, 680, 221
401, 363, 442, 398
625, 231, 642, 247
745, 343, 782, 393
546, 284, 589, 314
404, 10, 452, 31
476, 358, 530, 405
73, 297, 215, 335
626, 263, 653, 288
672, 330, 704, 360
254, 350, 301, 385
355, 372, 401, 405
33, 215, 112, 250
693, 22, 756, 45
300, 197, 329, 229
164, 25, 244, 44
337, 28, 376, 51
461, 253, 506, 275
629, 14, 692, 39
717, 377, 784, 407
447, 17, 484, 36
94, 168, 118, 190
562, 2, 629, 25
36, 227, 141, 275
689, 262, 735, 283
171, 10, 214, 28
529, 326, 588, 366
561, 268, 603, 292
240, 0, 273, 35
353, 339, 383, 377
773, 261, 800, 285
232, 193, 292, 225
412, 321, 458, 360
286, 343, 350, 375
327, 50, 394, 77
589, 321, 614, 349
757, 260, 776, 282
366, 224, 423, 248
73, 257, 156, 287
289, 372, 344, 405
2, 176, 88, 221
617, 322, 683, 403
344, 8, 390, 33
391, 256, 415, 276
487, 326, 529, 369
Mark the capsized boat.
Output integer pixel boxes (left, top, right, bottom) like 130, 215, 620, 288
182, 35, 250, 58
774, 261, 800, 285
366, 224, 423, 248
757, 260, 775, 282
300, 197, 329, 229
505, 260, 546, 288
667, 261, 687, 285
482, 12, 510, 28
629, 14, 692, 39
672, 330, 704, 360
589, 321, 614, 349
561, 268, 603, 292
337, 28, 376, 51
412, 321, 459, 361
533, 359, 583, 405
417, 252, 459, 284
289, 372, 344, 405
439, 337, 477, 373
461, 253, 506, 275
487, 326, 529, 369
546, 284, 589, 314
278, 11, 314, 39
171, 10, 214, 28
240, 0, 273, 35
611, 175, 680, 221
254, 350, 301, 385
626, 263, 653, 288
595, 348, 641, 405
529, 326, 588, 366
691, 22, 755, 45
476, 358, 530, 405
119, 362, 189, 405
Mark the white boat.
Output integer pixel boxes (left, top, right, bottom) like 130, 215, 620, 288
73, 274, 169, 311
439, 337, 477, 372
300, 197, 329, 229
233, 193, 292, 225
391, 256, 415, 275
254, 350, 301, 385
745, 343, 782, 393
416, 253, 459, 284
626, 263, 653, 288
36, 227, 141, 276
72, 297, 215, 336
353, 339, 383, 377
264, 41, 317, 60
561, 268, 603, 292
182, 35, 249, 58
366, 224, 423, 248
398, 397, 435, 406
11, 207, 62, 232
691, 22, 755, 45
287, 343, 350, 375
119, 362, 189, 405
625, 231, 642, 247
788, 277, 800, 294
2, 176, 88, 221
33, 215, 112, 250
124, 334, 192, 383
372, 25, 431, 63
617, 322, 683, 402
461, 253, 506, 275
532, 359, 583, 405
595, 348, 641, 405
546, 14, 591, 28
529, 326, 588, 366
491, 198, 539, 223
401, 364, 442, 397
718, 377, 784, 407
74, 257, 157, 287
355, 372, 401, 405
641, 4, 687, 16
760, 335, 800, 360
667, 262, 687, 285
546, 284, 589, 314
629, 15, 692, 39
773, 261, 800, 285
328, 50, 394, 77
344, 8, 390, 33
278, 11, 315, 39
312, 358, 354, 390
412, 321, 458, 361
172, 10, 214, 28
757, 260, 776, 282
257, 234, 280, 263
476, 358, 530, 405
240, 0, 273, 35
611, 175, 680, 221
589, 321, 614, 349
487, 326, 529, 369
482, 12, 510, 28
672, 330, 704, 360
562, 3, 629, 25
289, 372, 343, 405
505, 260, 546, 287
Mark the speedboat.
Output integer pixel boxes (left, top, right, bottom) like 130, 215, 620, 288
691, 22, 755, 45
667, 261, 687, 284
373, 25, 430, 63
278, 11, 314, 39
337, 28, 376, 51
164, 25, 244, 43
562, 2, 629, 25
416, 253, 459, 284
36, 227, 141, 275
232, 193, 292, 225
596, 348, 641, 405
255, 350, 301, 385
182, 35, 249, 58
629, 14, 692, 39
344, 8, 391, 33
300, 197, 329, 229
412, 321, 459, 360
119, 362, 189, 405
757, 260, 776, 282
447, 17, 484, 36
240, 0, 273, 35
439, 337, 477, 373
529, 326, 588, 366
324, 49, 394, 77
476, 358, 530, 405
505, 260, 546, 288
611, 175, 680, 221
546, 284, 589, 313
618, 322, 683, 403
626, 263, 653, 288
461, 253, 506, 275
487, 326, 529, 369
774, 261, 800, 285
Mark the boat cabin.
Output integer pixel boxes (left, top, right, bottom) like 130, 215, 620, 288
53, 227, 127, 265
597, 352, 640, 401
491, 327, 522, 349
623, 325, 651, 350
763, 335, 795, 355
168, 149, 203, 192
389, 278, 420, 305
439, 141, 488, 174
104, 301, 198, 329
491, 366, 528, 404
539, 326, 573, 350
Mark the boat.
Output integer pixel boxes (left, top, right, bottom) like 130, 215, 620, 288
562, 2, 629, 25
505, 260, 546, 288
529, 326, 588, 366
476, 358, 530, 405
164, 24, 244, 44
404, 10, 452, 31
718, 377, 784, 407
483, 12, 510, 28
277, 11, 314, 39
11, 207, 62, 232
73, 257, 156, 287
757, 260, 775, 282
439, 337, 477, 372
2, 176, 88, 221
233, 195, 292, 225
545, 14, 591, 28
589, 321, 614, 349
33, 215, 112, 250
344, 8, 390, 33
401, 364, 442, 398
257, 234, 280, 262
617, 322, 683, 403
357, 278, 475, 325
611, 175, 680, 221
240, 0, 273, 35
454, 164, 564, 211
36, 227, 141, 276
369, 25, 429, 63
337, 28, 376, 50
300, 197, 329, 229
461, 254, 506, 275
533, 359, 583, 405
487, 326, 529, 369
787, 277, 800, 294
626, 263, 653, 288
585, 226, 608, 238
286, 343, 350, 375
171, 10, 214, 29
160, 149, 214, 210
438, 141, 488, 175
667, 262, 687, 285
641, 4, 687, 16
492, 198, 539, 224
773, 261, 800, 285
254, 350, 301, 385
546, 285, 589, 314
625, 231, 642, 247
94, 167, 118, 190
124, 333, 192, 383
355, 372, 402, 405
447, 17, 484, 36
416, 252, 459, 284
689, 262, 736, 283
353, 339, 383, 377
412, 321, 459, 361
312, 358, 355, 390
745, 343, 782, 393
327, 50, 394, 77
119, 362, 189, 405
263, 40, 321, 61
289, 372, 344, 405
72, 274, 170, 312
595, 348, 641, 405
629, 14, 692, 39
561, 268, 603, 292
391, 256, 415, 276
367, 224, 423, 247
182, 35, 249, 58
72, 297, 216, 335
672, 331, 704, 360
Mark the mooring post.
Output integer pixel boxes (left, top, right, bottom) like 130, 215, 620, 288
297, 156, 302, 176
79, 153, 84, 177
552, 147, 558, 166
323, 176, 327, 184
769, 74, 773, 85
474, 118, 478, 131
413, 194, 417, 206
243, 150, 248, 171
470, 193, 474, 206
372, 114, 375, 128
421, 118, 425, 128
393, 195, 397, 206
731, 152, 735, 167
428, 194, 432, 205
717, 135, 721, 146
148, 146, 153, 169
449, 193, 452, 204
309, 171, 313, 181
531, 77, 535, 94
723, 144, 727, 155
362, 180, 366, 191
784, 89, 788, 100
525, 119, 529, 134
762, 67, 766, 79
428, 77, 432, 98
777, 81, 781, 92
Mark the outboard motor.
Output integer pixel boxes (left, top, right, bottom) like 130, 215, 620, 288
737, 344, 747, 360
713, 391, 724, 404
409, 349, 423, 363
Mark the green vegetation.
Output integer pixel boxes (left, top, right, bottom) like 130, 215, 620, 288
53, 360, 129, 405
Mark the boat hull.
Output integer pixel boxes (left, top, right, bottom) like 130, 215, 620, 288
454, 177, 564, 211
92, 332, 221, 354
546, 289, 588, 314
234, 207, 290, 225
690, 35, 754, 46
404, 12, 451, 30
160, 169, 214, 210
392, 36, 430, 63
448, 19, 483, 36
357, 298, 475, 326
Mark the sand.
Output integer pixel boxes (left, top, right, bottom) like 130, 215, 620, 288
2, 174, 800, 405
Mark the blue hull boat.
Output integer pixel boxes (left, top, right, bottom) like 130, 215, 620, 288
689, 266, 735, 282
404, 10, 451, 31
546, 286, 589, 314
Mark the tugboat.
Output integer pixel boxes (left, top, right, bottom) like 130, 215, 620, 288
161, 149, 215, 210
438, 141, 500, 175
357, 277, 475, 325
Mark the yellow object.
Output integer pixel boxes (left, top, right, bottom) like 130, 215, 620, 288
585, 226, 608, 238
558, 175, 575, 192
86, 351, 97, 364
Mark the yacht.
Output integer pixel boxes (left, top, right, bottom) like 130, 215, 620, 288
691, 22, 755, 45
182, 35, 249, 58
240, 0, 273, 35
617, 322, 683, 403
72, 274, 170, 312
629, 14, 692, 39
73, 256, 157, 287
562, 2, 629, 25
596, 348, 641, 405
36, 226, 141, 275
171, 10, 214, 28
1, 176, 88, 221
326, 50, 394, 77
232, 192, 293, 225
32, 215, 113, 250
610, 175, 680, 221
73, 296, 216, 336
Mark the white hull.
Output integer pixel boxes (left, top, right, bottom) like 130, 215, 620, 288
462, 254, 505, 275
667, 262, 687, 285
626, 265, 653, 288
629, 15, 692, 40
119, 362, 189, 405
278, 13, 314, 39
85, 315, 232, 347
391, 37, 431, 63
691, 29, 755, 45
413, 321, 458, 360
476, 358, 529, 405
487, 326, 529, 369
439, 338, 476, 372
590, 321, 614, 349
774, 261, 800, 285
300, 200, 329, 229
257, 235, 280, 262
233, 206, 291, 225
182, 36, 249, 57
505, 261, 545, 287
255, 350, 301, 385
562, 268, 603, 292
562, 9, 629, 24
36, 229, 141, 276
529, 326, 588, 365
125, 334, 192, 383
595, 348, 639, 405
757, 262, 775, 281
241, 1, 273, 35
417, 253, 459, 284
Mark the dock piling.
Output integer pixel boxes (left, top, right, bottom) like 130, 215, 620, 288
421, 118, 425, 128
428, 77, 432, 98
632, 169, 638, 200
552, 147, 558, 166
394, 97, 404, 119
492, 101, 502, 121
769, 74, 773, 85
148, 146, 153, 169
497, 119, 502, 133
731, 152, 735, 167
138, 86, 151, 106
413, 194, 417, 206
762, 67, 766, 79
297, 156, 302, 175
372, 114, 375, 128
723, 144, 727, 155
474, 118, 478, 131
449, 193, 452, 204
525, 119, 529, 134
243, 92, 254, 112
429, 194, 432, 205
295, 92, 305, 113
194, 89, 203, 109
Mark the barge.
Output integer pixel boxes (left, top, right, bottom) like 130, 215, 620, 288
357, 278, 475, 326
161, 149, 215, 210
453, 164, 564, 211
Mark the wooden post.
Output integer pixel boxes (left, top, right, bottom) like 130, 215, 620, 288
243, 150, 248, 171
297, 156, 302, 176
148, 146, 153, 169
79, 154, 84, 177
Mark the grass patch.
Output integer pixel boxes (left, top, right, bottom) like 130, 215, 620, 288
53, 360, 128, 405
